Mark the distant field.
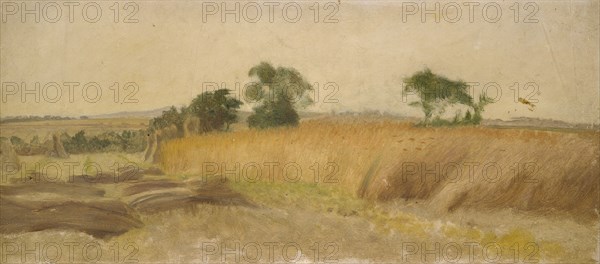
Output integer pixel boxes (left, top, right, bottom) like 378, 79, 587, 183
0, 112, 328, 140
0, 118, 150, 140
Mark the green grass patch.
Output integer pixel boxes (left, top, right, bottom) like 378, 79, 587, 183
229, 180, 366, 214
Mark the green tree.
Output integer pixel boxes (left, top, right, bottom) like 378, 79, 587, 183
470, 94, 495, 124
150, 106, 188, 136
246, 62, 314, 128
189, 89, 242, 133
64, 130, 89, 153
404, 68, 492, 125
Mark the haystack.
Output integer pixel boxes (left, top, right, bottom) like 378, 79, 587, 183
0, 138, 20, 170
51, 133, 69, 158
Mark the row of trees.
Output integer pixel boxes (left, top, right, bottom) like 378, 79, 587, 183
141, 63, 494, 162
9, 130, 146, 155
143, 62, 315, 162
0, 115, 74, 124
149, 62, 315, 134
149, 89, 242, 136
151, 63, 495, 135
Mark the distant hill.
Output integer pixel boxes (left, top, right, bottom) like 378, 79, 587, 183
87, 107, 172, 119
483, 117, 598, 130
87, 107, 328, 121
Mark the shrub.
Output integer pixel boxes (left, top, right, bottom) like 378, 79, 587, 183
60, 130, 146, 154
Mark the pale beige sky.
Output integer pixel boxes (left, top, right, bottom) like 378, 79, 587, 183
1, 0, 598, 123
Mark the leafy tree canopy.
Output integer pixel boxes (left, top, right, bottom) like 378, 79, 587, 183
189, 89, 242, 133
404, 68, 493, 125
246, 62, 313, 128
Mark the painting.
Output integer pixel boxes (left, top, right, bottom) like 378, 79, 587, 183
1, 0, 599, 263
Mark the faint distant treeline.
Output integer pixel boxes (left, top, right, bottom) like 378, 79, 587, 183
0, 115, 78, 124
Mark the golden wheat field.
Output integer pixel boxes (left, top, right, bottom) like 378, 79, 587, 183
161, 116, 599, 219
150, 116, 600, 262
2, 116, 599, 263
